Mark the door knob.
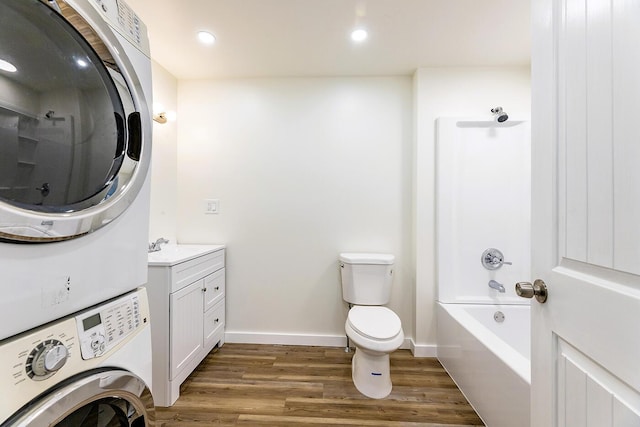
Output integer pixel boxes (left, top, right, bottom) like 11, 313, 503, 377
515, 279, 548, 303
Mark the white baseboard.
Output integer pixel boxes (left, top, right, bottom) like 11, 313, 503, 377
224, 332, 427, 355
409, 339, 438, 357
224, 331, 348, 347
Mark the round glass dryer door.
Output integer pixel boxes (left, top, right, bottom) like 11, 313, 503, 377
0, 0, 150, 242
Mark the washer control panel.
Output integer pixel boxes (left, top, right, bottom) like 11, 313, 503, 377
4, 324, 77, 387
77, 292, 142, 360
0, 288, 150, 425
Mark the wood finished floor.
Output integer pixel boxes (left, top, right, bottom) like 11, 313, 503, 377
155, 343, 484, 427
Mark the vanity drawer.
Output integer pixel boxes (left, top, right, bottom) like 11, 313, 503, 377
171, 249, 225, 293
203, 268, 225, 311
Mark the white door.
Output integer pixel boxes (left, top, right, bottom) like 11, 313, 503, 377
531, 0, 640, 425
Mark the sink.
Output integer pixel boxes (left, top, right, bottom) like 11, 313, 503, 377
147, 244, 225, 266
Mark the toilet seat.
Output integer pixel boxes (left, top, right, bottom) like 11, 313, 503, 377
347, 306, 402, 341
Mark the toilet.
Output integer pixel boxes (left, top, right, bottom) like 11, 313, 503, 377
339, 253, 404, 399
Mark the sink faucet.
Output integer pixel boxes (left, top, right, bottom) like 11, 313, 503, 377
488, 279, 506, 293
148, 237, 169, 253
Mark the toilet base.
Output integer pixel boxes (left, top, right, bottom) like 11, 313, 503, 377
351, 347, 392, 399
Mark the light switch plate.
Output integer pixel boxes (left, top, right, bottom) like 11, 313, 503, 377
204, 199, 219, 214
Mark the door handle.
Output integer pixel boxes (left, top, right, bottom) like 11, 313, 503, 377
515, 279, 548, 303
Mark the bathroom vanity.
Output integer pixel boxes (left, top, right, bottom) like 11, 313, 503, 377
147, 244, 226, 406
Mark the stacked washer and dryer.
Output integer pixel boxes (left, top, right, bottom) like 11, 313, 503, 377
0, 0, 154, 425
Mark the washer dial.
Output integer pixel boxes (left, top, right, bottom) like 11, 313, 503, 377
25, 339, 69, 381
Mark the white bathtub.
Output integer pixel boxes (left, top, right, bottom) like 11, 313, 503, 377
437, 302, 531, 427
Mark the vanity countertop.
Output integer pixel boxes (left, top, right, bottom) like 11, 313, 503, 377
148, 244, 225, 267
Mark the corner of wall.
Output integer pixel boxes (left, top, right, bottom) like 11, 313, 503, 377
148, 61, 179, 243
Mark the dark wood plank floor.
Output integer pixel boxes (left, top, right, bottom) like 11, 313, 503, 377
155, 343, 484, 427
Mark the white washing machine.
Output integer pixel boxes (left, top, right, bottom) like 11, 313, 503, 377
0, 0, 153, 341
0, 287, 154, 426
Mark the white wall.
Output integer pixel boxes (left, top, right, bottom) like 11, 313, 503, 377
176, 77, 413, 346
412, 67, 531, 356
148, 61, 178, 243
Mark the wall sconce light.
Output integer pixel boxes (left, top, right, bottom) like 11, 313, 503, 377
153, 112, 168, 124
153, 102, 176, 124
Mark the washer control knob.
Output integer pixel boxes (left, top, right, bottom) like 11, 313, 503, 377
44, 343, 69, 372
26, 340, 69, 380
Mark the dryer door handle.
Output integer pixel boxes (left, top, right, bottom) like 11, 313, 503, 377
127, 112, 142, 161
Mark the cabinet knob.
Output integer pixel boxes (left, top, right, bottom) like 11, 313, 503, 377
214, 286, 220, 291
215, 318, 219, 323
202, 287, 207, 292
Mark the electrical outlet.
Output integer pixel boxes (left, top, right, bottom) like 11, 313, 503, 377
204, 199, 219, 214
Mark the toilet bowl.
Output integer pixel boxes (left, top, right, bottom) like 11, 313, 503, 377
345, 305, 404, 399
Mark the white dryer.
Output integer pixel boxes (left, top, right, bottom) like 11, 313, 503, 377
0, 287, 154, 426
0, 0, 153, 340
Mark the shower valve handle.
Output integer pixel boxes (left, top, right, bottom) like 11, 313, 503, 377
481, 248, 511, 270
515, 279, 548, 303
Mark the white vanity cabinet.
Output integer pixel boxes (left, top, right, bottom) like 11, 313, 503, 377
147, 245, 225, 407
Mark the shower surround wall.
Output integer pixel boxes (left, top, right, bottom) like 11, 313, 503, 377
436, 117, 532, 427
437, 118, 531, 304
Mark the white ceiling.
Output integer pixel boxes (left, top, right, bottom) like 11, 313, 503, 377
125, 0, 531, 80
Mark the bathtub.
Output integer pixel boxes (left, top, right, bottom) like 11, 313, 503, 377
436, 302, 531, 427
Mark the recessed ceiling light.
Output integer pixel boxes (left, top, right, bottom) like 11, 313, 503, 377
0, 58, 17, 73
197, 31, 216, 45
351, 29, 368, 42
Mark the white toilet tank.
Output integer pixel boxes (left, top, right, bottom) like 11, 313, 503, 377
339, 253, 395, 305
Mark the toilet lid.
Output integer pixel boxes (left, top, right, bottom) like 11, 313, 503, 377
348, 306, 402, 341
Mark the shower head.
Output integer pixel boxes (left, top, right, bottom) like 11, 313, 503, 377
491, 107, 508, 123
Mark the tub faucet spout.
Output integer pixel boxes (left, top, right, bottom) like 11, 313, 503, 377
488, 279, 506, 293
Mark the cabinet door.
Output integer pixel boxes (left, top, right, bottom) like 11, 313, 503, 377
203, 269, 225, 311
169, 279, 204, 380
